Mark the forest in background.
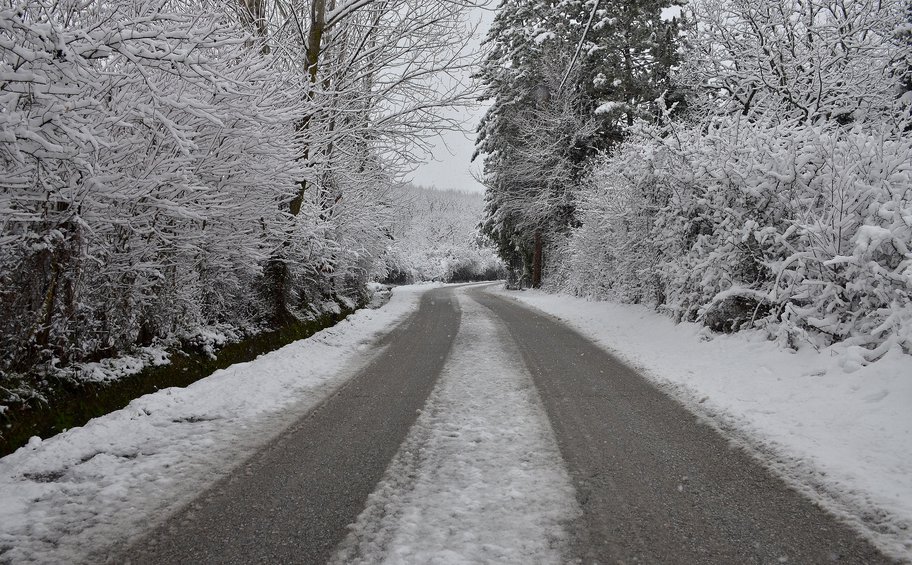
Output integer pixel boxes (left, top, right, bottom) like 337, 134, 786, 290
383, 185, 505, 284
477, 0, 912, 367
0, 0, 493, 408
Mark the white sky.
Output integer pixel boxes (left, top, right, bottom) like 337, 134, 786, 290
407, 6, 495, 194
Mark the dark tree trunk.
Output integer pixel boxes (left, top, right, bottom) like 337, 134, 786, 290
264, 259, 289, 325
272, 0, 329, 318
532, 230, 543, 288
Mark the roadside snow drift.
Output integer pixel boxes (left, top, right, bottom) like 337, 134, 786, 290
0, 285, 433, 564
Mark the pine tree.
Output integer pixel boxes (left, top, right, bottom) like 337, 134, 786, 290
900, 0, 912, 103
474, 0, 683, 286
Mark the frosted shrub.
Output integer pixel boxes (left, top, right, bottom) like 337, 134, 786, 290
772, 126, 912, 359
567, 116, 912, 360
559, 0, 912, 362
0, 0, 304, 371
565, 131, 671, 305
381, 186, 505, 283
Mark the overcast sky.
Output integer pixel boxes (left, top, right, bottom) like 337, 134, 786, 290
407, 5, 683, 194
407, 6, 495, 194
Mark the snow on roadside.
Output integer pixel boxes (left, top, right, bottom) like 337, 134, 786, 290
493, 286, 912, 561
331, 289, 580, 565
0, 284, 434, 564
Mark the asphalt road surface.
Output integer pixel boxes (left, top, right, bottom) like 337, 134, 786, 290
120, 284, 894, 564
470, 287, 892, 564
121, 288, 461, 564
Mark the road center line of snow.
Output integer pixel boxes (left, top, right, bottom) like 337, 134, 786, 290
330, 287, 581, 565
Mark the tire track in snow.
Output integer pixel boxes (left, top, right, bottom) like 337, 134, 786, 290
330, 288, 580, 564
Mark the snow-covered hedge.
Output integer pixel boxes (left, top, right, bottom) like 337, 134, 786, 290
550, 0, 912, 364
563, 117, 912, 362
0, 0, 304, 372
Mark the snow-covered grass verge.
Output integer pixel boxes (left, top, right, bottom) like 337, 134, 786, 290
1, 295, 360, 416
331, 291, 579, 564
493, 286, 912, 562
0, 284, 433, 564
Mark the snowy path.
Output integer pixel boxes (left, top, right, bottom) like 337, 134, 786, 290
0, 283, 904, 564
329, 292, 578, 564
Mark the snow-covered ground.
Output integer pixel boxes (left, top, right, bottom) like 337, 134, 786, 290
495, 286, 912, 561
331, 293, 578, 564
3, 281, 910, 563
0, 284, 436, 564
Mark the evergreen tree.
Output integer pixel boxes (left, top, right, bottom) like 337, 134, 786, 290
578, 0, 685, 129
900, 1, 912, 102
474, 0, 683, 286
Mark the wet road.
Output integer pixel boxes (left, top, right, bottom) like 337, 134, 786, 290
122, 288, 460, 564
471, 287, 891, 564
120, 284, 894, 564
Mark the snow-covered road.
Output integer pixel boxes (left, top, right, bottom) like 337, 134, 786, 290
0, 283, 907, 563
330, 294, 578, 564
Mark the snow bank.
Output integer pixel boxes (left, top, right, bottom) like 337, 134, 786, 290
0, 285, 430, 564
494, 287, 912, 561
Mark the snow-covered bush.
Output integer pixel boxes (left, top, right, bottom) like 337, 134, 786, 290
553, 0, 912, 363
681, 0, 906, 124
559, 134, 668, 305
380, 185, 505, 283
565, 115, 912, 360
763, 124, 912, 358
0, 0, 304, 371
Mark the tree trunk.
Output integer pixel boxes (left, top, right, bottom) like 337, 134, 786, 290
264, 254, 293, 325
305, 0, 327, 84
238, 0, 269, 53
532, 230, 543, 288
271, 0, 329, 321
288, 0, 327, 217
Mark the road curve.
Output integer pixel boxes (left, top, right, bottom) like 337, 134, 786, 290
117, 287, 461, 565
470, 286, 893, 565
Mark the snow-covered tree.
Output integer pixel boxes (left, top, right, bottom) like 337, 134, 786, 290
252, 0, 483, 318
560, 0, 912, 364
681, 0, 905, 123
478, 52, 596, 287
475, 0, 683, 286
381, 185, 505, 283
0, 0, 489, 383
0, 0, 305, 372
